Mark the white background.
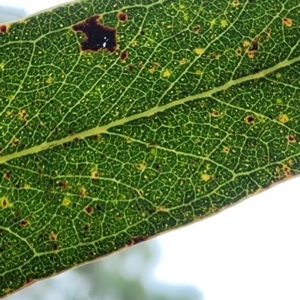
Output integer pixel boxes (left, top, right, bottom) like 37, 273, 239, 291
1, 1, 300, 299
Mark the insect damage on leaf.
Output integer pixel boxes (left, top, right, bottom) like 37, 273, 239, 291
72, 16, 117, 53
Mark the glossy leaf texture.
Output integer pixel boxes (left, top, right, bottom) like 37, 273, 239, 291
0, 0, 300, 296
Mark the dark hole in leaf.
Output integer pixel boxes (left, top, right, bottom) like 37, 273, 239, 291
72, 16, 117, 53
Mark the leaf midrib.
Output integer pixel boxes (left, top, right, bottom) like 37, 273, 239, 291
0, 55, 298, 165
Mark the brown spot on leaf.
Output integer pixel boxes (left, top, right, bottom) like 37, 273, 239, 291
83, 224, 89, 231
80, 187, 87, 197
249, 36, 260, 51
72, 16, 117, 53
193, 25, 200, 34
128, 64, 134, 73
247, 36, 260, 59
223, 146, 230, 153
283, 165, 291, 176
231, 0, 239, 7
10, 137, 19, 146
91, 171, 99, 179
4, 171, 11, 180
235, 47, 242, 56
49, 232, 58, 241
0, 197, 9, 209
245, 115, 255, 124
287, 135, 296, 143
211, 111, 220, 117
157, 205, 167, 212
20, 220, 29, 227
128, 236, 148, 246
85, 206, 93, 214
58, 181, 68, 189
118, 12, 128, 22
265, 28, 271, 40
52, 243, 58, 251
120, 50, 128, 61
0, 25, 7, 34
283, 17, 292, 27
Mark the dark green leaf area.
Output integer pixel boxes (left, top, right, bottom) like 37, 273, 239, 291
1, 0, 300, 297
0, 0, 297, 156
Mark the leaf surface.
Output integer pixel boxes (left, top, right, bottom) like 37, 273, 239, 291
0, 0, 300, 296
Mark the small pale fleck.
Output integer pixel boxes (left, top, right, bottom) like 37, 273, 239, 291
243, 40, 250, 48
193, 48, 204, 56
162, 69, 171, 78
220, 20, 228, 28
62, 197, 71, 206
201, 174, 211, 182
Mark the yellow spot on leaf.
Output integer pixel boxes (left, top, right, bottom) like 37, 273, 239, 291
18, 109, 27, 121
46, 77, 53, 84
24, 183, 30, 189
179, 58, 188, 65
62, 197, 71, 206
247, 50, 255, 59
210, 19, 216, 27
223, 146, 230, 153
278, 114, 289, 123
91, 170, 99, 179
136, 162, 146, 172
195, 70, 203, 76
243, 40, 250, 48
193, 48, 204, 56
150, 148, 157, 155
201, 174, 211, 182
220, 20, 228, 28
162, 69, 171, 78
0, 196, 12, 209
131, 40, 137, 47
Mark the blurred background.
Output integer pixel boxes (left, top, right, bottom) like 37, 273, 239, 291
1, 1, 300, 300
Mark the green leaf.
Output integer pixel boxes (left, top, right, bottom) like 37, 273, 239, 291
0, 0, 299, 296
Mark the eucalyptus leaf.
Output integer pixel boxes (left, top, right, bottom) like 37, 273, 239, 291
0, 0, 300, 297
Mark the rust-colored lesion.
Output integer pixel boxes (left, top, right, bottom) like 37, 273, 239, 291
72, 16, 117, 53
128, 236, 148, 246
120, 50, 128, 61
0, 25, 7, 34
118, 12, 128, 22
